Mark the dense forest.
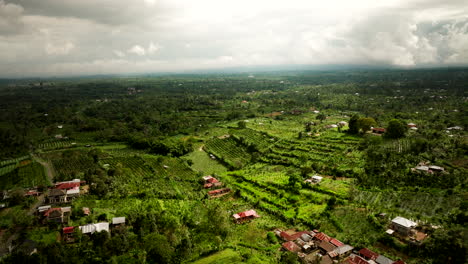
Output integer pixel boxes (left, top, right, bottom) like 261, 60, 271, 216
0, 69, 466, 264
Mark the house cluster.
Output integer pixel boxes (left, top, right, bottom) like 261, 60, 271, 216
47, 179, 86, 204
412, 162, 445, 174
62, 217, 126, 243
201, 175, 231, 198
275, 229, 405, 264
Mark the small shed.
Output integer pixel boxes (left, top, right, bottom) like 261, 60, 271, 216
82, 207, 90, 216
112, 217, 126, 225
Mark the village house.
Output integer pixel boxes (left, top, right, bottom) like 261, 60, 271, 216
43, 207, 71, 223
37, 205, 51, 214
282, 241, 301, 253
371, 127, 386, 134
62, 227, 75, 243
305, 175, 323, 184
47, 179, 82, 204
232, 209, 260, 223
79, 222, 110, 235
202, 175, 223, 189
407, 123, 417, 128
413, 162, 445, 174
358, 248, 379, 261
208, 188, 231, 197
376, 254, 395, 264
112, 217, 126, 227
343, 253, 372, 264
47, 189, 67, 204
24, 189, 41, 197
390, 216, 417, 236
328, 244, 354, 259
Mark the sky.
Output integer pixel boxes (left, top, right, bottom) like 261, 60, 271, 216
0, 0, 467, 77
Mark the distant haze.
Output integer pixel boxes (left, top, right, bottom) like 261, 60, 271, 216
1, 0, 468, 77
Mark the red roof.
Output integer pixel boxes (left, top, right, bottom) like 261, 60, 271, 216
315, 232, 331, 242
372, 127, 386, 132
63, 227, 75, 234
206, 177, 219, 183
56, 182, 80, 190
208, 188, 230, 195
330, 238, 344, 247
233, 209, 260, 219
346, 255, 369, 264
25, 191, 40, 196
44, 207, 61, 217
279, 231, 311, 241
282, 241, 301, 253
359, 248, 379, 260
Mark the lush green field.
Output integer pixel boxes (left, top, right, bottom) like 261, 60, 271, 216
191, 249, 242, 264
0, 159, 49, 189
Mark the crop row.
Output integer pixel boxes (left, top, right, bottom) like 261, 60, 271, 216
230, 128, 276, 153
204, 137, 252, 169
0, 155, 30, 167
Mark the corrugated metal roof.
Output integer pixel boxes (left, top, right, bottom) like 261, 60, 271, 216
315, 232, 331, 242
319, 241, 336, 253
391, 217, 417, 228
330, 238, 344, 247
66, 188, 80, 195
112, 217, 125, 225
282, 241, 301, 253
376, 255, 394, 264
63, 227, 75, 234
359, 248, 379, 260
79, 222, 109, 234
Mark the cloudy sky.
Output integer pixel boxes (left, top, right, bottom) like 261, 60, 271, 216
0, 0, 467, 77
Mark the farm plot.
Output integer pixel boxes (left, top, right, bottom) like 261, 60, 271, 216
204, 137, 252, 169
351, 189, 464, 222
104, 155, 204, 200
40, 150, 96, 181
224, 165, 337, 225
229, 128, 276, 153
184, 147, 227, 175
0, 160, 48, 189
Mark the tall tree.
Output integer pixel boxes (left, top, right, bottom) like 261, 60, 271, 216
358, 117, 376, 133
348, 114, 360, 134
386, 119, 407, 139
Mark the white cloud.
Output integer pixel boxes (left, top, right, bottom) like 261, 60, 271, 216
144, 0, 157, 6
45, 41, 74, 55
128, 45, 146, 56
0, 0, 467, 77
113, 50, 125, 57
148, 42, 161, 54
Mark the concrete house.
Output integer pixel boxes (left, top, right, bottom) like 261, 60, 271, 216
391, 217, 417, 236
79, 222, 110, 234
44, 207, 71, 223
